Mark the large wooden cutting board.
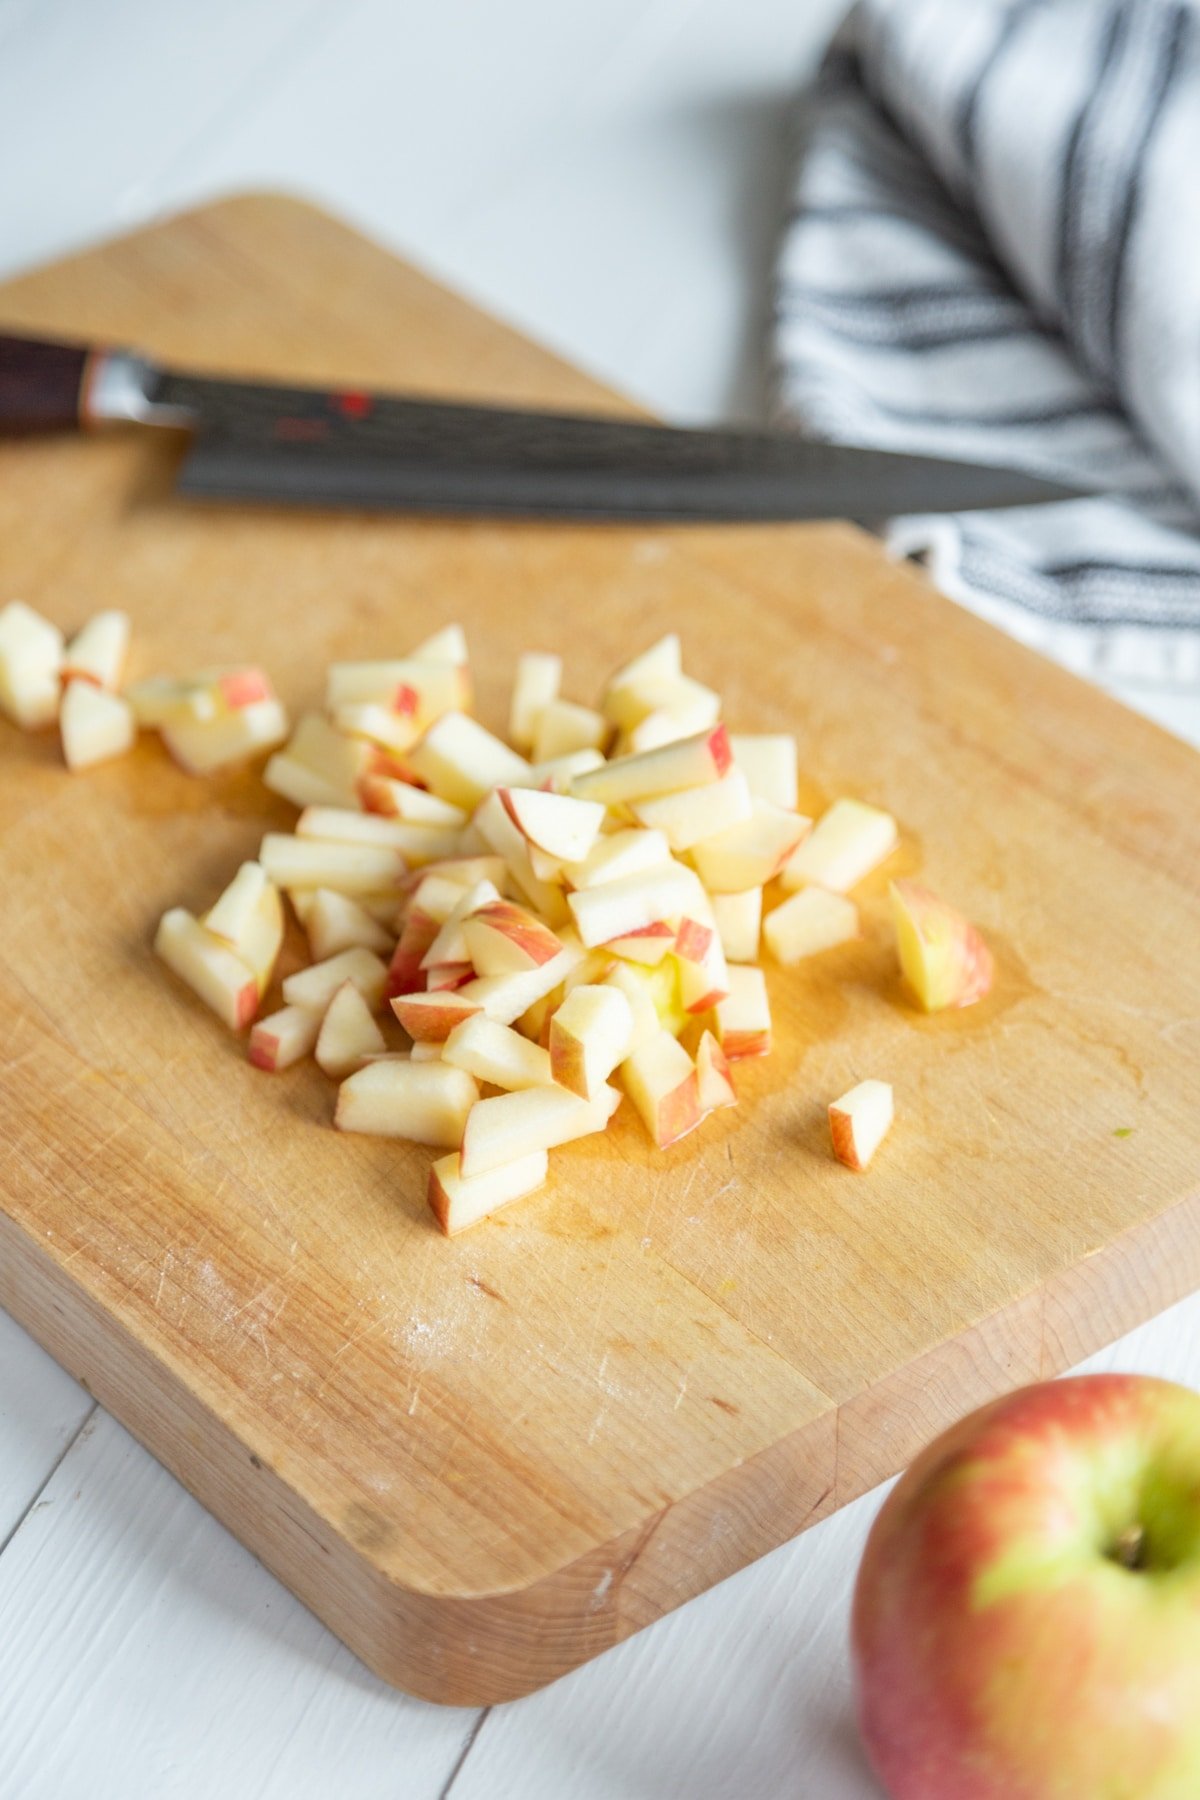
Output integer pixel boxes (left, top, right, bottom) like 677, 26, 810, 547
2, 196, 1199, 1706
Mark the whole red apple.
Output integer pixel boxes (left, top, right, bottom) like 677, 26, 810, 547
853, 1374, 1200, 1800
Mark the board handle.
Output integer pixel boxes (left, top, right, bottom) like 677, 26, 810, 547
0, 331, 97, 434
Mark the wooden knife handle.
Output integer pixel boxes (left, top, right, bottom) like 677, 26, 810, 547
0, 331, 95, 434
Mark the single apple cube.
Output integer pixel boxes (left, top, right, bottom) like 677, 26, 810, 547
620, 1032, 702, 1149
296, 807, 421, 851
407, 711, 531, 809
460, 1082, 621, 1178
604, 670, 720, 734
0, 600, 63, 729
568, 827, 672, 891
782, 797, 898, 894
62, 609, 130, 691
531, 698, 607, 764
419, 879, 503, 969
509, 650, 562, 751
391, 988, 482, 1042
458, 938, 583, 1026
691, 799, 811, 893
829, 1079, 894, 1171
283, 946, 388, 1014
473, 788, 569, 925
331, 700, 422, 757
442, 1015, 553, 1090
500, 787, 605, 864
567, 861, 702, 949
353, 779, 466, 829
729, 733, 798, 810
604, 633, 681, 698
203, 861, 270, 948
463, 900, 565, 976
891, 880, 993, 1012
262, 753, 349, 810
764, 886, 859, 965
626, 691, 721, 755
238, 883, 285, 998
335, 1059, 479, 1146
695, 1030, 737, 1111
315, 980, 388, 1079
249, 1004, 321, 1071
161, 697, 289, 775
59, 680, 136, 770
305, 889, 394, 960
527, 747, 607, 792
674, 917, 731, 1014
409, 622, 469, 664
259, 834, 407, 895
154, 907, 259, 1031
710, 888, 762, 963
605, 921, 676, 966
602, 962, 662, 1054
550, 984, 635, 1099
280, 712, 375, 799
429, 1148, 549, 1236
715, 965, 772, 1060
572, 724, 732, 806
632, 767, 752, 853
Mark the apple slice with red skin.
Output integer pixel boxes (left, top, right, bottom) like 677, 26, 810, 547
161, 696, 289, 775
283, 946, 388, 1014
390, 988, 482, 1042
458, 936, 582, 1026
571, 723, 732, 806
387, 908, 439, 998
332, 701, 422, 757
631, 766, 752, 852
691, 798, 810, 893
782, 797, 898, 894
695, 1030, 737, 1111
425, 962, 474, 991
248, 1003, 321, 1071
420, 879, 503, 970
549, 984, 634, 1099
605, 921, 676, 966
460, 1082, 620, 1178
499, 786, 605, 864
154, 908, 259, 1031
567, 861, 702, 949
62, 610, 130, 691
891, 879, 994, 1012
714, 965, 772, 1059
203, 866, 284, 998
428, 1148, 550, 1235
829, 1079, 894, 1170
463, 900, 565, 976
335, 1059, 478, 1146
315, 980, 388, 1079
620, 1032, 703, 1149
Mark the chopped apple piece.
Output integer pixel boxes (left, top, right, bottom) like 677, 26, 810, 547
509, 650, 562, 751
59, 681, 136, 770
410, 870, 498, 921
764, 886, 858, 965
259, 834, 406, 895
500, 787, 605, 864
390, 988, 482, 1042
429, 1148, 549, 1235
276, 713, 374, 804
532, 698, 607, 763
674, 914, 731, 1013
335, 1059, 479, 1146
62, 609, 130, 690
890, 880, 993, 1011
420, 878, 502, 968
407, 711, 530, 808
387, 908, 440, 998
632, 766, 752, 853
829, 1079, 894, 1171
569, 827, 671, 891
781, 797, 898, 894
249, 1004, 321, 1071
352, 779, 466, 828
331, 701, 422, 757
325, 656, 468, 724
315, 980, 388, 1078
695, 1030, 737, 1111
154, 907, 258, 1031
714, 965, 772, 1059
203, 861, 269, 947
621, 1032, 702, 1148
460, 1082, 620, 1178
710, 889, 762, 963
282, 947, 388, 1013
567, 861, 702, 948
262, 752, 349, 810
572, 724, 732, 805
626, 689, 721, 755
305, 889, 394, 960
442, 1016, 553, 1090
602, 962, 661, 1053
161, 697, 288, 775
526, 747, 606, 791
462, 900, 564, 975
472, 788, 569, 925
691, 799, 810, 893
426, 961, 473, 991
410, 622, 469, 664
0, 601, 63, 728
729, 733, 798, 810
550, 984, 634, 1099
605, 921, 676, 966
605, 670, 719, 734
604, 633, 681, 697
458, 937, 583, 1026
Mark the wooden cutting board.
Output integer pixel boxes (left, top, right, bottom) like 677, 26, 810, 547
2, 195, 1199, 1707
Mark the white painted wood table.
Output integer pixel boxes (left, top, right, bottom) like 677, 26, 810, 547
2, 3, 1198, 1795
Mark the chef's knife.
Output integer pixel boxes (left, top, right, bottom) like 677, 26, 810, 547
0, 330, 1091, 522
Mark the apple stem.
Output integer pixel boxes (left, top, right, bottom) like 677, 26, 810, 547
1112, 1523, 1146, 1571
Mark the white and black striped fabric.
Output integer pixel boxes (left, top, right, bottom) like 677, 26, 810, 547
773, 0, 1200, 696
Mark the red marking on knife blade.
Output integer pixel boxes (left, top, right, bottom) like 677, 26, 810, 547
335, 390, 372, 419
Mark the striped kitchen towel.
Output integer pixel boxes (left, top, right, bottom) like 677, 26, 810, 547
773, 0, 1200, 699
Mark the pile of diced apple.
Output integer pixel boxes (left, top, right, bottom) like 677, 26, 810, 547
141, 621, 998, 1232
0, 598, 289, 774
